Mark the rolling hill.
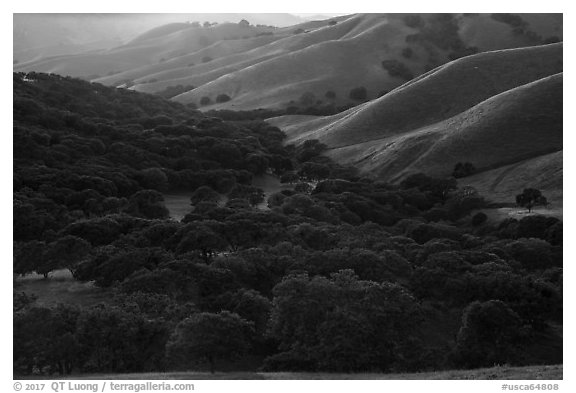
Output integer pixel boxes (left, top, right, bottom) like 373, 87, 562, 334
13, 13, 308, 64
170, 13, 562, 110
13, 14, 563, 205
267, 43, 562, 201
15, 13, 562, 110
14, 21, 279, 80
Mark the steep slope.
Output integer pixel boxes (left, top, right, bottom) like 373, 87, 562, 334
123, 14, 361, 94
171, 15, 411, 109
461, 151, 562, 205
272, 43, 562, 147
319, 73, 562, 181
268, 44, 562, 194
92, 34, 282, 88
169, 13, 562, 109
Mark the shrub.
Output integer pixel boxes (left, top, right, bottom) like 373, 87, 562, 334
381, 60, 414, 80
190, 186, 220, 205
403, 15, 424, 28
216, 94, 231, 103
453, 162, 476, 178
407, 222, 463, 244
546, 221, 562, 246
294, 182, 313, 194
200, 96, 212, 106
517, 215, 559, 240
491, 13, 528, 30
505, 238, 555, 270
472, 212, 487, 226
543, 36, 561, 44
280, 172, 300, 184
349, 86, 368, 101
299, 92, 317, 107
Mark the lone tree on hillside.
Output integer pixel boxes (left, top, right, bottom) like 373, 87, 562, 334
216, 94, 231, 103
325, 90, 336, 100
516, 188, 548, 213
453, 162, 476, 178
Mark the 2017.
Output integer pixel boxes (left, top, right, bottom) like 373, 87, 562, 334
25, 384, 45, 391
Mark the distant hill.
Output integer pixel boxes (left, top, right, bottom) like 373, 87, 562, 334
13, 13, 305, 64
15, 13, 562, 110
267, 43, 562, 199
14, 21, 279, 80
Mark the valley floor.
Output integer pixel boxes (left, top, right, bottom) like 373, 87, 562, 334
18, 365, 563, 380
14, 270, 109, 307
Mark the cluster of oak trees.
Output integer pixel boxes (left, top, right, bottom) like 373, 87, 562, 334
13, 73, 562, 376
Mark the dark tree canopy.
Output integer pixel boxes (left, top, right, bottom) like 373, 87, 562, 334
266, 270, 422, 372
166, 311, 254, 373
216, 94, 231, 103
453, 162, 476, 178
12, 72, 562, 376
455, 300, 525, 368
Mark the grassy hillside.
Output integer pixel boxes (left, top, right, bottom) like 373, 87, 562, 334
462, 151, 563, 206
384, 72, 562, 180
14, 270, 110, 307
14, 22, 277, 79
268, 44, 562, 205
171, 14, 562, 110
15, 13, 562, 110
95, 35, 281, 89
272, 43, 562, 147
